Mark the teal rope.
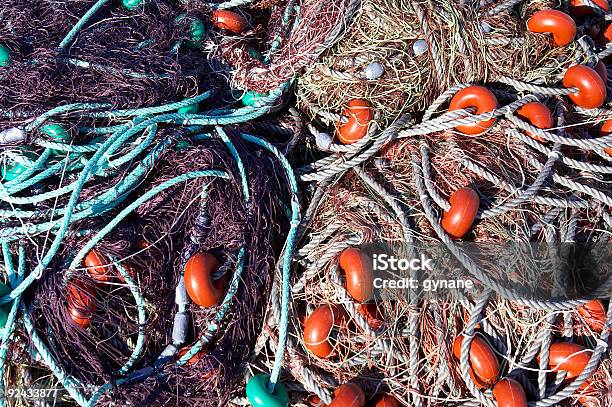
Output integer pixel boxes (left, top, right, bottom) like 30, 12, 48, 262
113, 260, 147, 376
240, 133, 300, 392
67, 170, 229, 272
58, 0, 110, 51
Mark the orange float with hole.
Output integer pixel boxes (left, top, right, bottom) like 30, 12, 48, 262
211, 10, 246, 34
448, 86, 498, 135
493, 378, 528, 407
599, 119, 612, 156
441, 187, 480, 239
84, 249, 110, 283
339, 248, 373, 303
371, 394, 400, 407
515, 102, 553, 142
577, 300, 607, 333
453, 334, 500, 385
67, 279, 96, 329
303, 304, 345, 358
563, 65, 607, 109
357, 303, 384, 330
184, 252, 226, 308
527, 10, 576, 46
336, 99, 374, 144
570, 0, 609, 16
327, 383, 365, 407
544, 342, 593, 379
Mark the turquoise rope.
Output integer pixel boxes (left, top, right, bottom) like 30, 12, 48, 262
113, 260, 147, 376
240, 133, 300, 392
58, 0, 109, 50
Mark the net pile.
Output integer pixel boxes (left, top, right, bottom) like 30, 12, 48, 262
0, 0, 311, 406
249, 0, 612, 406
0, 0, 610, 406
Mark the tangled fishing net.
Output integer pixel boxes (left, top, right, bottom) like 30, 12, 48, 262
0, 0, 611, 406
0, 0, 306, 406
249, 0, 612, 406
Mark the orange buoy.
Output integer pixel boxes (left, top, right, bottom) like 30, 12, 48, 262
84, 249, 111, 283
371, 394, 400, 407
467, 366, 490, 390
336, 99, 374, 144
515, 102, 553, 142
527, 10, 576, 46
453, 334, 500, 385
338, 248, 374, 303
441, 187, 480, 239
599, 119, 612, 156
448, 86, 498, 135
602, 23, 612, 44
545, 342, 593, 379
67, 279, 96, 328
327, 383, 366, 407
570, 0, 609, 16
211, 10, 246, 34
563, 65, 607, 109
493, 378, 528, 407
357, 303, 384, 330
577, 300, 607, 333
184, 252, 225, 307
303, 304, 345, 358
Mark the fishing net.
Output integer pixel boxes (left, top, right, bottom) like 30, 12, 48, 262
0, 0, 310, 406
248, 0, 612, 406
0, 0, 610, 406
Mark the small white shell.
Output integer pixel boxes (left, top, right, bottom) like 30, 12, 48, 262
364, 62, 385, 80
413, 39, 428, 56
315, 132, 332, 150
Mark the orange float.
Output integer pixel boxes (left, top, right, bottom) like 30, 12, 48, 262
492, 378, 528, 407
570, 0, 609, 16
467, 367, 489, 390
184, 252, 226, 308
211, 10, 246, 34
336, 99, 374, 144
303, 304, 345, 358
515, 102, 553, 142
441, 187, 480, 239
527, 10, 576, 46
563, 65, 607, 109
599, 119, 612, 156
67, 279, 96, 328
338, 248, 374, 303
453, 334, 500, 385
371, 394, 400, 407
327, 383, 365, 407
448, 86, 498, 135
544, 342, 593, 379
602, 23, 612, 44
357, 303, 384, 330
84, 249, 111, 283
577, 300, 607, 333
